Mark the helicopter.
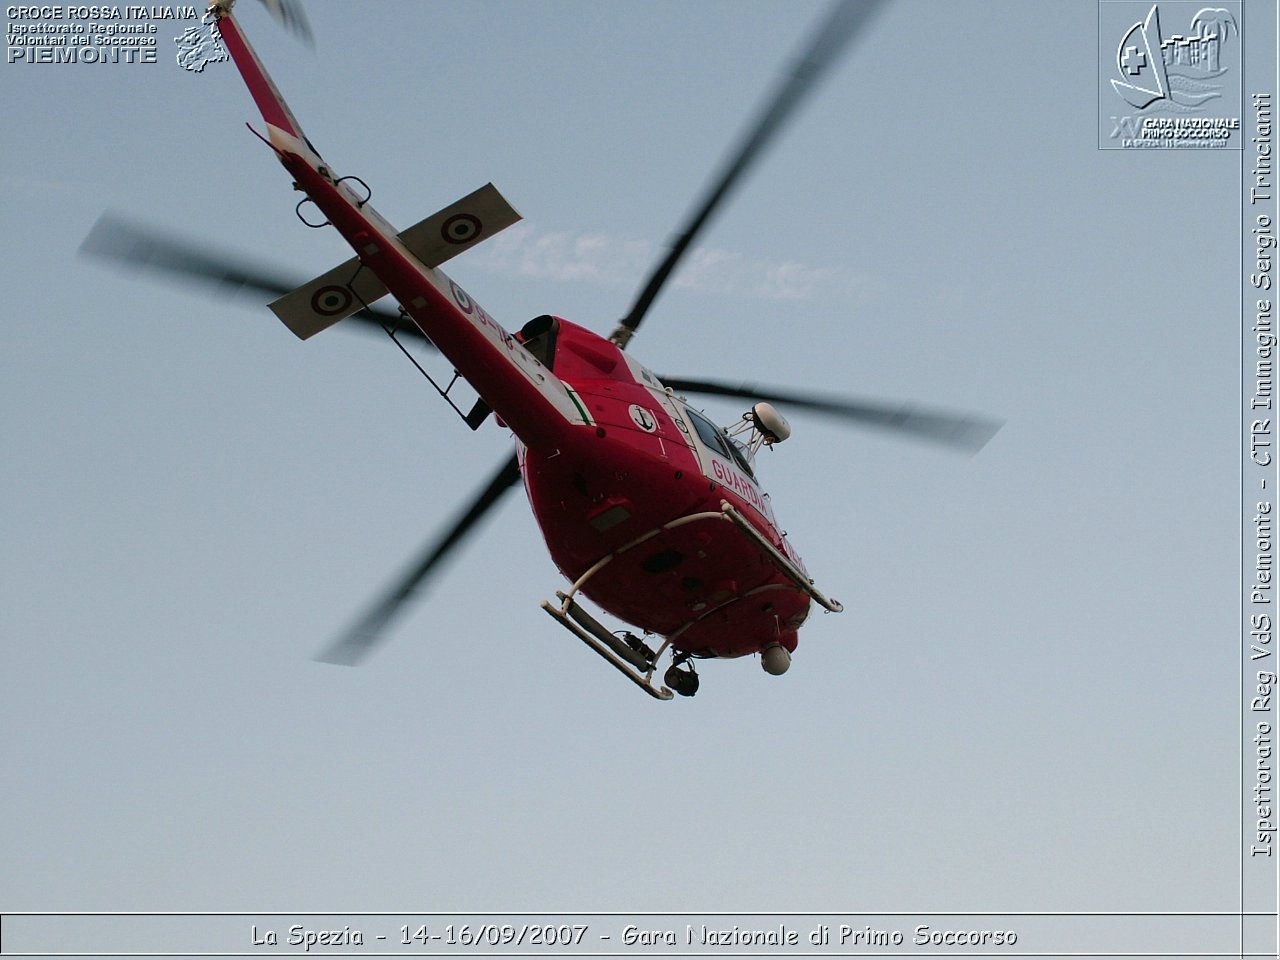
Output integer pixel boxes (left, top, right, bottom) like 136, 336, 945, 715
82, 0, 999, 699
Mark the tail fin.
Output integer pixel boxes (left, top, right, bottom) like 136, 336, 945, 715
211, 2, 311, 147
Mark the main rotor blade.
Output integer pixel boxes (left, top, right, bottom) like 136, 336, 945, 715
257, 0, 314, 45
79, 214, 425, 343
316, 452, 523, 665
662, 376, 1002, 453
611, 0, 885, 348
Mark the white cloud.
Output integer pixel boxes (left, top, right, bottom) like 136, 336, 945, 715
466, 223, 862, 303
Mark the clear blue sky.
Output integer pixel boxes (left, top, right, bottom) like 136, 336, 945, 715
0, 0, 1264, 947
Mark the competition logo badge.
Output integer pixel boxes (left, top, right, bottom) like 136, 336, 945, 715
1099, 1, 1243, 150
1111, 4, 1237, 109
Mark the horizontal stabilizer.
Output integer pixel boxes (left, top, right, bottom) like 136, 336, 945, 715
398, 182, 521, 270
270, 259, 390, 339
269, 182, 520, 340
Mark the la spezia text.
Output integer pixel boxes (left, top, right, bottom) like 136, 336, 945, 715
247, 922, 1019, 951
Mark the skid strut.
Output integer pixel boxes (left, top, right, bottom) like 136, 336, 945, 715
541, 595, 673, 701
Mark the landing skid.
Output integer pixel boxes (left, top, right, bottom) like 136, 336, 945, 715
539, 500, 844, 701
541, 594, 674, 700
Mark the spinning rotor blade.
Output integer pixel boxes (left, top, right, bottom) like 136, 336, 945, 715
317, 453, 523, 665
79, 215, 425, 343
611, 0, 885, 349
81, 214, 300, 301
663, 376, 1002, 453
257, 0, 314, 45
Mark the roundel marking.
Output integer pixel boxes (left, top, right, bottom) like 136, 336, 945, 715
628, 404, 658, 433
441, 213, 482, 245
449, 279, 474, 314
311, 285, 353, 317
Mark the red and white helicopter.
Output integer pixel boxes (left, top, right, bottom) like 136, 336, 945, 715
84, 0, 998, 699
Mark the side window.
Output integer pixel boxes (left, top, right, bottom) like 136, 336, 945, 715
727, 437, 756, 479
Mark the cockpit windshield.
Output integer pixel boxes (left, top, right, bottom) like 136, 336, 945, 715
728, 436, 755, 470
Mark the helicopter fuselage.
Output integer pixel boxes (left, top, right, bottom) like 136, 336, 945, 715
210, 3, 834, 683
519, 319, 812, 660
92, 2, 996, 692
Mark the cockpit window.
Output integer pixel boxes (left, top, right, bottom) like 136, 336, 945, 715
685, 407, 729, 454
684, 407, 755, 479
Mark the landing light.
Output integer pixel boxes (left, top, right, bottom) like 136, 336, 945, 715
761, 643, 791, 675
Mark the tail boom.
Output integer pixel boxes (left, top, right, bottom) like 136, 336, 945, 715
213, 4, 308, 142
270, 183, 521, 340
278, 129, 585, 450
211, 5, 587, 450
